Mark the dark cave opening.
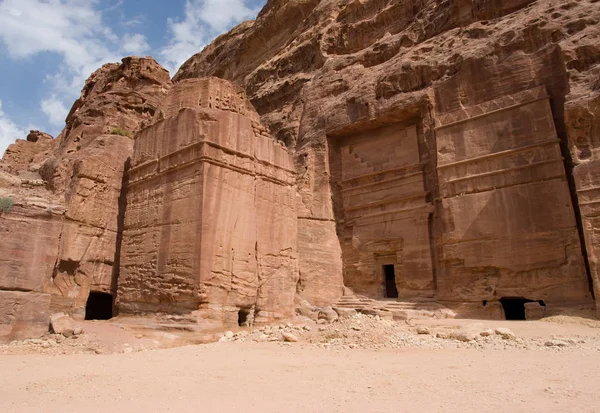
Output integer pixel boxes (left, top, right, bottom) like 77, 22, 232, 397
383, 264, 399, 298
85, 292, 114, 320
500, 298, 546, 320
238, 309, 251, 326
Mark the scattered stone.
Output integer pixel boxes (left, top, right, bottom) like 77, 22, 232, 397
225, 331, 234, 339
333, 307, 357, 319
50, 313, 77, 337
495, 328, 516, 340
480, 329, 494, 337
282, 332, 299, 343
303, 325, 312, 331
545, 339, 570, 347
416, 327, 431, 335
317, 307, 339, 324
450, 331, 479, 342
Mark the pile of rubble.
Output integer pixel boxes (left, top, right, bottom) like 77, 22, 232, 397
218, 313, 600, 352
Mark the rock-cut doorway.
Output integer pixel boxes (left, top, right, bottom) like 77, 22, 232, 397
383, 265, 399, 298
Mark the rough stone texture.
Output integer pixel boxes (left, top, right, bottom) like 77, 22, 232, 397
176, 0, 600, 316
37, 57, 172, 319
2, 0, 600, 340
435, 84, 588, 305
1, 130, 55, 173
564, 18, 600, 316
0, 291, 51, 342
0, 57, 172, 339
42, 57, 172, 193
118, 78, 299, 327
49, 313, 82, 337
329, 123, 434, 299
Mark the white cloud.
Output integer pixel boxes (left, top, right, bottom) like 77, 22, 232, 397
198, 0, 260, 33
122, 33, 150, 55
0, 0, 264, 134
159, 0, 260, 75
40, 95, 70, 127
0, 101, 28, 156
0, 0, 151, 129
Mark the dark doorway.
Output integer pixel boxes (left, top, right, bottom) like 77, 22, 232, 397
500, 297, 529, 320
85, 292, 114, 320
383, 265, 399, 298
238, 309, 251, 326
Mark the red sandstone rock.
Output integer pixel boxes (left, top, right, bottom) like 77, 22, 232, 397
0, 57, 172, 339
176, 0, 600, 315
3, 0, 600, 340
1, 130, 55, 173
118, 78, 299, 327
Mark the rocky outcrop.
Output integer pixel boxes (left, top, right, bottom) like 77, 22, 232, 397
2, 0, 600, 341
118, 78, 299, 327
0, 57, 172, 340
1, 130, 55, 173
39, 57, 172, 319
176, 0, 600, 316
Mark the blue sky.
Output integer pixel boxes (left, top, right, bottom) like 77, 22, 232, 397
0, 0, 267, 154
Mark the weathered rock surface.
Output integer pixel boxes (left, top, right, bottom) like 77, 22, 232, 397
0, 57, 172, 340
50, 313, 82, 337
3, 0, 600, 341
1, 130, 55, 173
176, 0, 600, 316
118, 78, 299, 327
39, 57, 172, 319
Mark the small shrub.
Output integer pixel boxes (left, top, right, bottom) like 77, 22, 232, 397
0, 197, 14, 213
110, 127, 133, 138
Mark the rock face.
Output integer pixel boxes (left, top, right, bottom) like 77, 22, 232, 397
0, 57, 172, 340
118, 78, 299, 326
176, 0, 600, 316
2, 130, 55, 172
2, 0, 600, 340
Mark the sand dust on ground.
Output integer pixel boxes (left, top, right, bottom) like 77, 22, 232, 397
1, 315, 599, 413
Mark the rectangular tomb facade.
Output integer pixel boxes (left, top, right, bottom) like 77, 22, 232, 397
329, 123, 435, 299
118, 78, 298, 326
434, 84, 592, 307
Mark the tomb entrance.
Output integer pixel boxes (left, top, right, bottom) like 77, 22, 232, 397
328, 123, 435, 299
85, 292, 113, 320
383, 265, 399, 298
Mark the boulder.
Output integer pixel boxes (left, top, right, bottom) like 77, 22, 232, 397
317, 307, 339, 324
50, 313, 81, 337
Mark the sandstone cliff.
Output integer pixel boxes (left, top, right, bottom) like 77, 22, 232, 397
176, 0, 600, 315
0, 57, 172, 340
2, 0, 599, 342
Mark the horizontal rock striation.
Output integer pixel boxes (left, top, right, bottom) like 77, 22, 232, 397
176, 0, 600, 316
118, 78, 300, 327
2, 0, 600, 340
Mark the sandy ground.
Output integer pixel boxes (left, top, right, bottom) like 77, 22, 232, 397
1, 316, 599, 413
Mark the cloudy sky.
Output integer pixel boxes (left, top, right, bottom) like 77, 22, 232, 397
0, 0, 266, 154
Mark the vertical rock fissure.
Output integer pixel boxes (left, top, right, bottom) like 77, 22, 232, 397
424, 104, 440, 295
110, 158, 130, 304
553, 97, 595, 300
